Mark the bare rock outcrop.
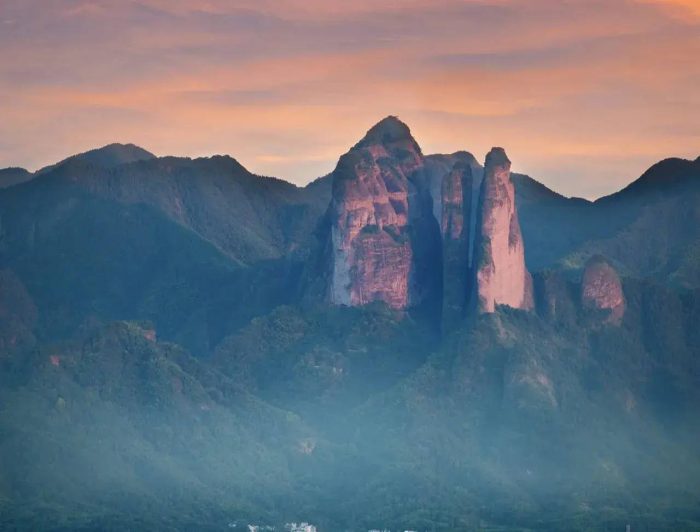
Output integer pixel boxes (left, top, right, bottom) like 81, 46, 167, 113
581, 255, 625, 324
328, 116, 424, 308
473, 148, 533, 313
328, 124, 533, 317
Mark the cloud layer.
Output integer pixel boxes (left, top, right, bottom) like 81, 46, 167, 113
1, 0, 698, 197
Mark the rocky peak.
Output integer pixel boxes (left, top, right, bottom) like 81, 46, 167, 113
328, 117, 425, 309
485, 147, 510, 168
358, 115, 413, 143
581, 255, 625, 324
351, 115, 423, 176
327, 124, 532, 317
473, 147, 533, 313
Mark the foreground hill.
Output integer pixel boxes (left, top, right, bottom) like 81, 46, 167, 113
2, 285, 698, 530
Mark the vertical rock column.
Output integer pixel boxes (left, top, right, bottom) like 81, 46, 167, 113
473, 148, 534, 313
440, 161, 474, 325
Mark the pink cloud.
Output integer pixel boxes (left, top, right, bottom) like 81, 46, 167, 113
0, 0, 697, 198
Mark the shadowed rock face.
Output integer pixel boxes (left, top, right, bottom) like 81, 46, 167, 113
441, 161, 470, 241
581, 255, 625, 324
424, 152, 481, 241
440, 161, 476, 324
474, 148, 533, 313
533, 271, 577, 325
329, 117, 424, 308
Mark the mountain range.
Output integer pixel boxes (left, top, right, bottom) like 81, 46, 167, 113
0, 117, 699, 531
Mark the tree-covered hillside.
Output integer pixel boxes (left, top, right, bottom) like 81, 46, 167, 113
0, 145, 698, 530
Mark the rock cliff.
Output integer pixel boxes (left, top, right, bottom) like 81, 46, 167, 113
581, 255, 625, 324
439, 160, 476, 323
328, 117, 424, 308
328, 124, 533, 317
473, 148, 533, 313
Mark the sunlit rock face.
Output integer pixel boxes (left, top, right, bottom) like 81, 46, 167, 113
474, 148, 533, 313
328, 124, 532, 316
581, 255, 625, 324
329, 116, 424, 308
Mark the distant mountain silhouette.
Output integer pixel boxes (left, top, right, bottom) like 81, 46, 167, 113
605, 156, 700, 198
0, 167, 32, 188
38, 143, 156, 174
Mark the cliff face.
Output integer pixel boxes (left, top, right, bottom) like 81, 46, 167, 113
423, 152, 481, 239
328, 123, 534, 316
329, 117, 424, 308
439, 161, 475, 323
441, 161, 468, 242
581, 255, 625, 324
473, 148, 533, 313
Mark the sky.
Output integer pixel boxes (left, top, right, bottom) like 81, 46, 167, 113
0, 0, 698, 198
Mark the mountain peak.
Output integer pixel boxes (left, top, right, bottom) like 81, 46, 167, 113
0, 167, 32, 189
39, 143, 156, 174
474, 147, 533, 313
75, 143, 156, 169
485, 147, 511, 168
356, 116, 416, 148
602, 156, 700, 201
328, 117, 427, 309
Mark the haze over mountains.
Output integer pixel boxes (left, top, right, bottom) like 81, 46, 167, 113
0, 117, 699, 530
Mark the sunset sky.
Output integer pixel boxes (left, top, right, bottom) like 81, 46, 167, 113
1, 0, 698, 198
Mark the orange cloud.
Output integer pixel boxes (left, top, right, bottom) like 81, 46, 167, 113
0, 0, 698, 199
641, 0, 700, 17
